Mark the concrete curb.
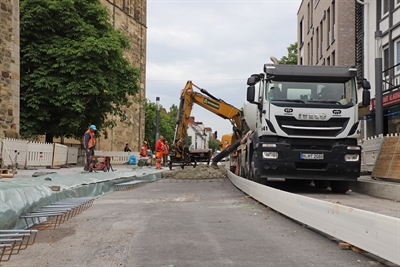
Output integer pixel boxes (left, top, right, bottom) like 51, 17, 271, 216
350, 176, 400, 201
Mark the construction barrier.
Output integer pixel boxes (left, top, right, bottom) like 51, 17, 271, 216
26, 142, 54, 167
67, 147, 79, 165
1, 138, 28, 168
359, 134, 384, 173
52, 143, 68, 167
372, 134, 400, 181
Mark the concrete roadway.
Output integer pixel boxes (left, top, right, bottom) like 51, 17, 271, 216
4, 177, 389, 267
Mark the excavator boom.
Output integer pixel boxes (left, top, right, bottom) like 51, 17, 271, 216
169, 81, 244, 169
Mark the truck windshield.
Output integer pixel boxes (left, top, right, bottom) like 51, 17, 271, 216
266, 80, 357, 106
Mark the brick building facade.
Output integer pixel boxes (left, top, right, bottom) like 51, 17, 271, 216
0, 0, 20, 135
297, 0, 356, 67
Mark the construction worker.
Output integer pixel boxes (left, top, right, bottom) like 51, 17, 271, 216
163, 140, 169, 167
155, 135, 165, 169
124, 143, 131, 152
83, 125, 97, 171
4, 123, 21, 139
140, 141, 148, 158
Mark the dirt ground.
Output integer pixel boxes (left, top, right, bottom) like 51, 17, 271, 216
162, 164, 227, 179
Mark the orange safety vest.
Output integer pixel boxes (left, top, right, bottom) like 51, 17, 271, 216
84, 130, 96, 149
163, 145, 169, 155
140, 144, 148, 157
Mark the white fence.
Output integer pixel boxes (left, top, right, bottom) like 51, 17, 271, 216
0, 137, 138, 168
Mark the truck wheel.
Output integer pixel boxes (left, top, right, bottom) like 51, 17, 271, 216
330, 181, 350, 193
314, 180, 329, 189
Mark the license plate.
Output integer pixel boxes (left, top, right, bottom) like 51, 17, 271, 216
300, 153, 324, 160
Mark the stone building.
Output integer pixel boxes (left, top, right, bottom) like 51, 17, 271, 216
0, 0, 147, 153
0, 0, 20, 135
95, 0, 147, 152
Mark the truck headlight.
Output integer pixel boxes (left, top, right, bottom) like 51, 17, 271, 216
263, 151, 278, 159
344, 154, 359, 162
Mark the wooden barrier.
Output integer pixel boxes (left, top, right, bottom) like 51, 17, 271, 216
372, 135, 400, 181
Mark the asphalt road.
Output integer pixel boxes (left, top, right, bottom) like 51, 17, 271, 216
4, 178, 390, 267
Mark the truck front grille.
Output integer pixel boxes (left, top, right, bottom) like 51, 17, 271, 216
275, 116, 349, 137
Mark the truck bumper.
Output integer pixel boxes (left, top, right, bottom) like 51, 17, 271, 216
255, 140, 361, 181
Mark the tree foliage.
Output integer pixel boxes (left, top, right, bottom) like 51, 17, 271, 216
208, 137, 221, 152
144, 100, 177, 151
279, 42, 298, 65
20, 0, 141, 140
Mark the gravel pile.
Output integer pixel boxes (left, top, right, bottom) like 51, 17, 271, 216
162, 164, 227, 179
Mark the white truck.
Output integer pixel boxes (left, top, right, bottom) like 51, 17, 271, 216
237, 63, 371, 193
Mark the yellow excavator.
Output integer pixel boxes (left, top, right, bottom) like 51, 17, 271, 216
169, 80, 245, 170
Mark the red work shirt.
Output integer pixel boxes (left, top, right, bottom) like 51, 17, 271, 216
156, 139, 164, 152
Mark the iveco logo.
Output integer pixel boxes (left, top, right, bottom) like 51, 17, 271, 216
333, 110, 342, 115
284, 108, 293, 113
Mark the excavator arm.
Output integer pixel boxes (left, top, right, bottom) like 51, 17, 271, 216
170, 81, 244, 169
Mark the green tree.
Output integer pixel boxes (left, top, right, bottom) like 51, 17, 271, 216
20, 0, 140, 141
208, 137, 221, 152
144, 100, 176, 151
279, 42, 298, 65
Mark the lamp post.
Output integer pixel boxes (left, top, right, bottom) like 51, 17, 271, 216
375, 30, 383, 135
155, 97, 160, 144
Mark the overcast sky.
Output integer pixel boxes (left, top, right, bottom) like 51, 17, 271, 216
146, 0, 302, 139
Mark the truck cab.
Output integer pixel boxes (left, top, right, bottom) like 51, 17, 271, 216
241, 64, 371, 193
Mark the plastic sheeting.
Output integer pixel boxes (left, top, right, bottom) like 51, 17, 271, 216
0, 169, 162, 230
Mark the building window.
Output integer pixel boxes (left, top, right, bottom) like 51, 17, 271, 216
383, 47, 389, 77
332, 50, 335, 66
320, 20, 323, 57
311, 37, 314, 64
300, 19, 304, 45
307, 42, 310, 65
396, 40, 400, 73
316, 27, 319, 61
332, 0, 335, 42
327, 8, 331, 46
327, 56, 330, 66
310, 0, 313, 26
307, 3, 311, 29
383, 0, 389, 15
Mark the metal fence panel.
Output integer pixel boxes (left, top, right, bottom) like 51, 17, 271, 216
67, 147, 79, 165
1, 138, 28, 168
26, 142, 53, 167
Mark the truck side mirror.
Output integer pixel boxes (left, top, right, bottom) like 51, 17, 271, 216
247, 85, 256, 103
247, 74, 261, 85
362, 90, 370, 107
362, 79, 371, 90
